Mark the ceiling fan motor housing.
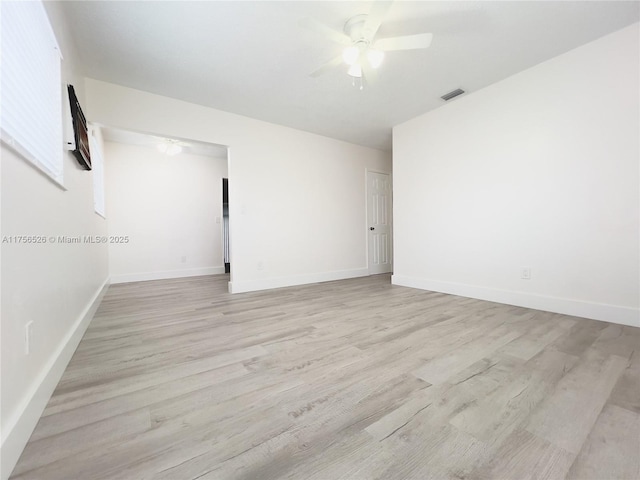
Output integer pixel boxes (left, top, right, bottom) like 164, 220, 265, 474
344, 14, 372, 43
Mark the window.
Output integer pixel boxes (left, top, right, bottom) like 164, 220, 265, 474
89, 134, 106, 217
0, 1, 63, 184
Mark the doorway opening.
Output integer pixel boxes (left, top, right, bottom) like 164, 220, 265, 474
223, 178, 230, 274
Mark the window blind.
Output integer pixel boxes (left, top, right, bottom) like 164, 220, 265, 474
1, 1, 63, 183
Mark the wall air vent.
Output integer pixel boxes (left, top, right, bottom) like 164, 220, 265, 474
441, 88, 465, 101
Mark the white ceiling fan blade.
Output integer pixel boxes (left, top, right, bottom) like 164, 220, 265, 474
309, 55, 343, 77
374, 33, 433, 51
361, 61, 379, 87
299, 17, 351, 46
363, 1, 394, 40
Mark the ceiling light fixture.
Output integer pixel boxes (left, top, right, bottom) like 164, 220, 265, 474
303, 7, 433, 90
342, 46, 359, 65
339, 17, 385, 89
157, 140, 182, 156
366, 49, 384, 69
347, 64, 364, 91
347, 64, 362, 78
342, 45, 384, 72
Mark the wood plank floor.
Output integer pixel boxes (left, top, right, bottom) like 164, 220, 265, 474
11, 274, 640, 480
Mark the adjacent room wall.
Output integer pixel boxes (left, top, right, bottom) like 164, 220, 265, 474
392, 23, 639, 327
104, 141, 228, 283
84, 79, 391, 293
0, 3, 110, 478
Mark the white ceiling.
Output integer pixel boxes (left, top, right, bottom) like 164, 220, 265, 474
62, 1, 639, 152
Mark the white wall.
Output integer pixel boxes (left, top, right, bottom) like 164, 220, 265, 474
104, 141, 228, 283
393, 23, 639, 327
0, 3, 110, 479
84, 79, 391, 293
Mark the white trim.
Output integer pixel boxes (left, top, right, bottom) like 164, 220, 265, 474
110, 266, 226, 284
229, 268, 369, 294
364, 169, 370, 274
1, 278, 110, 480
391, 274, 640, 328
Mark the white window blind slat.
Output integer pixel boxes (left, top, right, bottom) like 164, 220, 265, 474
0, 1, 63, 183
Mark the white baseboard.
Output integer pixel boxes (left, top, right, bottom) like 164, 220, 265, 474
110, 266, 226, 284
391, 275, 639, 328
229, 268, 369, 294
1, 278, 110, 480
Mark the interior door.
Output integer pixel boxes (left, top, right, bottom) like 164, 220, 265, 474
367, 171, 392, 274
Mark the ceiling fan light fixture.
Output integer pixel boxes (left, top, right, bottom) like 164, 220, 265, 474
157, 140, 183, 156
347, 64, 362, 78
342, 46, 359, 65
166, 144, 182, 156
302, 9, 433, 88
367, 49, 384, 69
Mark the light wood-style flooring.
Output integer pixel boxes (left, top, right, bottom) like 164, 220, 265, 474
11, 274, 640, 479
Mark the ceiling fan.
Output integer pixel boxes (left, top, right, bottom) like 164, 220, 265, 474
155, 137, 188, 156
300, 1, 433, 88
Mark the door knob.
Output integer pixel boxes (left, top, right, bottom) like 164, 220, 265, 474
369, 227, 375, 231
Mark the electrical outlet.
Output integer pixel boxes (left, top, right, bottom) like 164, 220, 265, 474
181, 256, 187, 263
25, 321, 33, 355
257, 261, 264, 271
521, 267, 532, 280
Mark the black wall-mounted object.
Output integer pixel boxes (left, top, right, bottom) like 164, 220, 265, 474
67, 84, 92, 170
440, 88, 465, 101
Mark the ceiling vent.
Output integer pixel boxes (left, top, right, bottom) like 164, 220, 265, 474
441, 88, 465, 101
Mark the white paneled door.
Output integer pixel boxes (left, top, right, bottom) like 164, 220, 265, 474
367, 171, 392, 274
